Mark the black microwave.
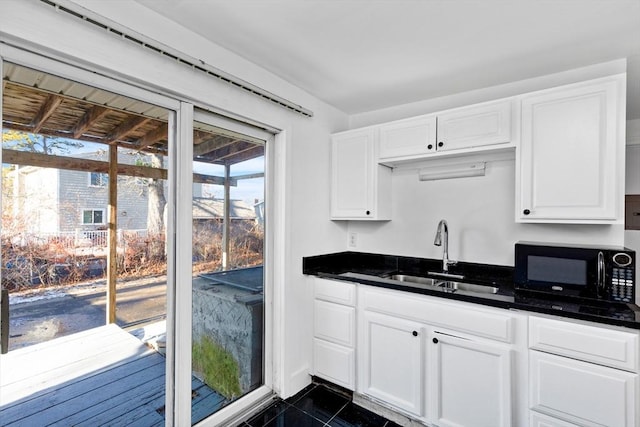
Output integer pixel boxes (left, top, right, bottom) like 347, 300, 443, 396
514, 242, 636, 303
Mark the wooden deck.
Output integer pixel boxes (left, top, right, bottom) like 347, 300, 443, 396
0, 324, 226, 426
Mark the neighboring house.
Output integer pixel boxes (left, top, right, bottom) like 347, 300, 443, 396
192, 197, 257, 225
8, 151, 256, 241
9, 150, 151, 238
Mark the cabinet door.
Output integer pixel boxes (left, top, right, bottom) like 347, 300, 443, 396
359, 311, 424, 416
313, 338, 355, 390
429, 330, 512, 427
331, 129, 391, 220
379, 115, 437, 160
518, 78, 621, 222
530, 350, 637, 427
436, 100, 512, 152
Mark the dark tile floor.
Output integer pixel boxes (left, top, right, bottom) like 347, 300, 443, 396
240, 383, 402, 427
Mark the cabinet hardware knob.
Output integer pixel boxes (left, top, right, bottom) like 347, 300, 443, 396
432, 338, 439, 344
365, 210, 371, 215
438, 141, 444, 147
427, 144, 433, 150
412, 331, 418, 337
523, 209, 531, 215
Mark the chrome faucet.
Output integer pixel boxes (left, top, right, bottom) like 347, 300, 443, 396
434, 219, 454, 272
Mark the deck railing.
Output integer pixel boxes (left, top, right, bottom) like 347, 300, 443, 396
36, 229, 147, 249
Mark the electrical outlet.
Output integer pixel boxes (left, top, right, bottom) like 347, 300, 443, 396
348, 232, 357, 248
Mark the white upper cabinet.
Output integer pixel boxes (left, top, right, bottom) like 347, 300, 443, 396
437, 100, 512, 152
379, 115, 437, 159
378, 99, 513, 163
331, 128, 391, 220
517, 76, 624, 223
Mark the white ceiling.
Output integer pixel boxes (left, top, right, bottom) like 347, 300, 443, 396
135, 0, 640, 117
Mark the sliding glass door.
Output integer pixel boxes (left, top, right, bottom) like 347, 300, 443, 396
189, 110, 270, 424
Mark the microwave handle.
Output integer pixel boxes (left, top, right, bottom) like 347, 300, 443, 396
598, 251, 606, 294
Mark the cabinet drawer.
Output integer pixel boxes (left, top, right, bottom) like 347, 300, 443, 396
530, 351, 637, 427
315, 278, 356, 306
314, 300, 355, 347
313, 339, 355, 390
530, 316, 639, 371
359, 286, 514, 343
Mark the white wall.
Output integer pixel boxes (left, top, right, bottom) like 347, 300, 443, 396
347, 62, 628, 266
0, 0, 347, 400
349, 159, 621, 266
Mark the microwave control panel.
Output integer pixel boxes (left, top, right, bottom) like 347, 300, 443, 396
612, 266, 634, 303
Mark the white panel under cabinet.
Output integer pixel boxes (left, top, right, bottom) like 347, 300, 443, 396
429, 330, 512, 427
378, 115, 437, 159
313, 339, 355, 390
518, 76, 623, 223
436, 99, 512, 152
530, 350, 637, 427
314, 300, 355, 347
529, 316, 639, 371
530, 412, 582, 427
331, 128, 391, 220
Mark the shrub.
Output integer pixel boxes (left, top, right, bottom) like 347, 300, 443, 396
192, 335, 241, 400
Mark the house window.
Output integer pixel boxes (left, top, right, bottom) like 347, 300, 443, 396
82, 209, 105, 225
89, 172, 108, 187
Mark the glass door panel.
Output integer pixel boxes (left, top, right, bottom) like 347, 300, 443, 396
1, 60, 173, 425
190, 118, 266, 424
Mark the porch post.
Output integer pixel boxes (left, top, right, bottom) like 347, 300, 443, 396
222, 163, 231, 270
106, 145, 118, 324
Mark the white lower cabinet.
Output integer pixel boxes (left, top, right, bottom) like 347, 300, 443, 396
530, 350, 637, 427
528, 316, 640, 427
312, 280, 640, 427
359, 310, 424, 416
312, 278, 356, 390
429, 330, 512, 427
357, 285, 526, 426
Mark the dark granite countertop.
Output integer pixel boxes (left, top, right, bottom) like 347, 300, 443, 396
303, 251, 640, 330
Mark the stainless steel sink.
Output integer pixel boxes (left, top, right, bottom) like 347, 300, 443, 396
386, 274, 440, 286
439, 281, 499, 294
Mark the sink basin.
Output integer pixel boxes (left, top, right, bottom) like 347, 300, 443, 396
386, 274, 439, 286
440, 281, 499, 294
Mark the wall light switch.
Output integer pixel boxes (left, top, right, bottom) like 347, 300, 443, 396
348, 232, 357, 248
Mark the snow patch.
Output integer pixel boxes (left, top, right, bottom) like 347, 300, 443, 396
9, 289, 69, 305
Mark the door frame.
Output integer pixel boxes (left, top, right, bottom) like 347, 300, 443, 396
0, 45, 283, 427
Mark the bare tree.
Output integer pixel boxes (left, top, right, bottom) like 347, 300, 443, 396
146, 153, 166, 260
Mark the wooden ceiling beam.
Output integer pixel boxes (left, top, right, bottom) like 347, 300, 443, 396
72, 105, 110, 139
30, 94, 63, 133
2, 149, 235, 186
193, 130, 211, 145
137, 123, 168, 150
105, 116, 152, 143
193, 136, 240, 157
2, 121, 167, 155
226, 145, 265, 165
234, 172, 265, 180
198, 140, 255, 162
